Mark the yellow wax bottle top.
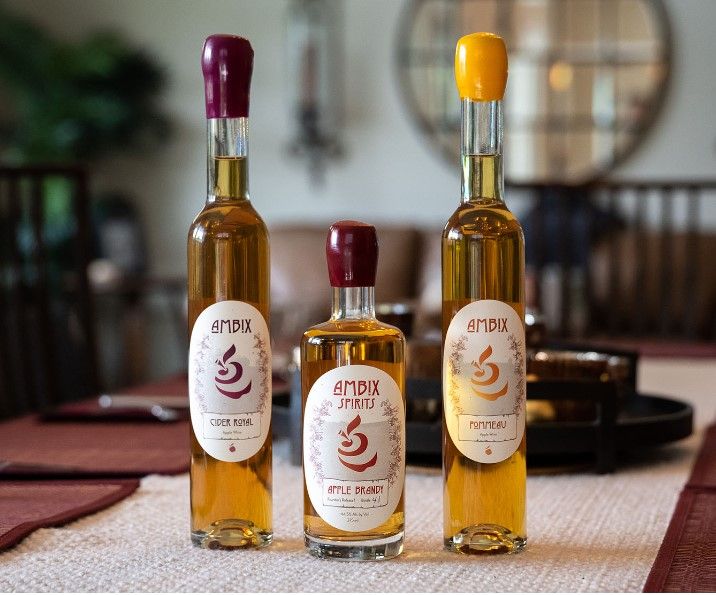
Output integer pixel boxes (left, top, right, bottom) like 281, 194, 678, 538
455, 32, 508, 101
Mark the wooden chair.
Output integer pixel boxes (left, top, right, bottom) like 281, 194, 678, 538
519, 180, 716, 340
0, 165, 99, 418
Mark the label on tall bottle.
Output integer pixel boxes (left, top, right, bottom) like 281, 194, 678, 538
303, 365, 405, 532
443, 299, 525, 463
189, 300, 271, 462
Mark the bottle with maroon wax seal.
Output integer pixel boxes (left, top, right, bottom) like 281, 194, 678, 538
301, 221, 406, 560
188, 34, 272, 549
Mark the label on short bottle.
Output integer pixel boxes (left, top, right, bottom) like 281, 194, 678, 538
443, 299, 526, 463
189, 300, 271, 462
303, 365, 405, 532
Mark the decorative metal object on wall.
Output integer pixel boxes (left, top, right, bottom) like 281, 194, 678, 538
286, 0, 345, 185
395, 0, 671, 183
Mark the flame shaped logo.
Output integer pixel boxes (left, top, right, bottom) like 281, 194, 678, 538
471, 345, 508, 401
214, 344, 252, 399
337, 414, 378, 472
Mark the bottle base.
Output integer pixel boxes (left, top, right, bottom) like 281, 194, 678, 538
191, 519, 272, 550
445, 524, 526, 555
305, 532, 404, 560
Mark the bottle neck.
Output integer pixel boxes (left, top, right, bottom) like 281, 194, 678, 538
331, 287, 375, 320
207, 117, 249, 202
461, 99, 504, 203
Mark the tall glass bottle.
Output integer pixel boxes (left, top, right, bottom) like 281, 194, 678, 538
442, 33, 526, 554
302, 221, 406, 560
188, 35, 272, 549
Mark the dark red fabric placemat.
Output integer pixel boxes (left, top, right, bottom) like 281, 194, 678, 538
644, 423, 716, 592
686, 421, 716, 490
0, 375, 190, 477
0, 479, 140, 550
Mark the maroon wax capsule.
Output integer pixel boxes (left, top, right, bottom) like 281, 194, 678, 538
202, 34, 254, 119
326, 220, 378, 288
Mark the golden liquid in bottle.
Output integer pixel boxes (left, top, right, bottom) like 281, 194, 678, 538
188, 157, 272, 548
442, 154, 526, 554
302, 319, 405, 557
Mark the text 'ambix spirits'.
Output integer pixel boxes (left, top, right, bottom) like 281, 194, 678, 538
188, 35, 272, 549
442, 33, 527, 554
302, 221, 406, 560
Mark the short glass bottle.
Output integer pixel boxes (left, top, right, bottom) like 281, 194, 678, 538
301, 221, 406, 560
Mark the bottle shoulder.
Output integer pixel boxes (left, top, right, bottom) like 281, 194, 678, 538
443, 200, 524, 240
302, 319, 405, 344
189, 200, 268, 241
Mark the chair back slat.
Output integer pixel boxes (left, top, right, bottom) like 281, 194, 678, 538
28, 175, 59, 408
581, 191, 594, 336
0, 177, 15, 417
530, 187, 547, 312
682, 186, 701, 339
72, 172, 100, 396
632, 186, 648, 335
658, 187, 674, 336
606, 187, 620, 335
2, 174, 32, 415
557, 190, 572, 338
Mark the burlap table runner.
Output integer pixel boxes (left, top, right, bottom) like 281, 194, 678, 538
0, 438, 698, 592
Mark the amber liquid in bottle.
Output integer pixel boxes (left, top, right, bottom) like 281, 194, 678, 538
302, 284, 406, 560
188, 127, 272, 548
443, 102, 527, 553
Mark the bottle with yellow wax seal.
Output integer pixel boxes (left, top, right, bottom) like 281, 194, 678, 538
442, 33, 526, 554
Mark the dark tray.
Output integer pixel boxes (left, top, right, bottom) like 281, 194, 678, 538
531, 393, 693, 453
274, 378, 693, 473
404, 391, 693, 462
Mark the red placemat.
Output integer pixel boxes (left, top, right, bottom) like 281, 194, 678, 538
686, 421, 716, 490
0, 479, 140, 550
0, 375, 190, 477
644, 423, 716, 592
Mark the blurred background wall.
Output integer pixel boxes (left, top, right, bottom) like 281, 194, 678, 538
4, 0, 716, 280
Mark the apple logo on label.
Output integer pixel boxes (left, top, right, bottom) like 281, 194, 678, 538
485, 447, 492, 455
229, 444, 236, 453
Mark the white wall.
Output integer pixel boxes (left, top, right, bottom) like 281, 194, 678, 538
6, 0, 716, 277
617, 0, 716, 180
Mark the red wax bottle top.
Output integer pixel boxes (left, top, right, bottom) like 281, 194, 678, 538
202, 34, 253, 119
326, 221, 378, 288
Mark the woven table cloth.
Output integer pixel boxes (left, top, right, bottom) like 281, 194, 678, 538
1, 358, 714, 592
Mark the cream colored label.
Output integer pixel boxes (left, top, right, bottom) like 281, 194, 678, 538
189, 301, 271, 462
303, 365, 405, 532
443, 300, 525, 463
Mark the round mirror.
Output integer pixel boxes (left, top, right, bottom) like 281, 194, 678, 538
396, 0, 671, 183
